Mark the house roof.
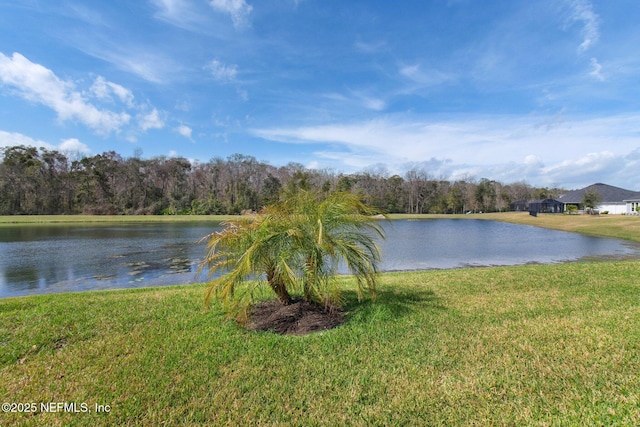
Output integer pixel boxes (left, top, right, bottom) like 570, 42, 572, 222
530, 198, 562, 204
558, 183, 640, 204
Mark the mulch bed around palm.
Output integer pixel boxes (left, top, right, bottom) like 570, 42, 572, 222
245, 299, 345, 335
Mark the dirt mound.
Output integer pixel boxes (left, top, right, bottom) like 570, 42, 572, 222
246, 299, 345, 335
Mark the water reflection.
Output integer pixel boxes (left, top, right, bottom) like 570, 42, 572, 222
378, 220, 640, 271
1, 219, 640, 298
0, 222, 216, 298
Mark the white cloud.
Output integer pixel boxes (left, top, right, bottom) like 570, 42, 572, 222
0, 52, 167, 139
206, 59, 238, 82
90, 76, 112, 100
209, 0, 252, 29
151, 0, 201, 29
312, 150, 383, 171
90, 76, 135, 107
354, 40, 387, 54
176, 124, 193, 139
105, 51, 175, 84
542, 151, 616, 175
174, 100, 191, 112
236, 87, 248, 100
58, 138, 91, 155
253, 112, 640, 188
363, 98, 386, 111
524, 155, 542, 166
323, 91, 385, 111
589, 57, 604, 81
0, 52, 130, 134
71, 38, 179, 84
399, 63, 454, 86
567, 0, 599, 53
322, 93, 348, 102
255, 114, 640, 165
138, 108, 165, 131
347, 90, 386, 111
106, 84, 134, 107
65, 3, 110, 28
151, 0, 184, 17
539, 151, 626, 188
255, 117, 513, 165
0, 130, 51, 149
0, 131, 91, 157
400, 64, 420, 79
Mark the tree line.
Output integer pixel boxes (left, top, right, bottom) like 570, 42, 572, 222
0, 145, 564, 216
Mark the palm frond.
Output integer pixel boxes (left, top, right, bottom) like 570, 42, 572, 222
199, 189, 386, 314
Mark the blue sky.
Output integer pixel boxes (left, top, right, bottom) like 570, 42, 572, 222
1, 0, 640, 190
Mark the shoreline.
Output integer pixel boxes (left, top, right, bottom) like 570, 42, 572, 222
2, 212, 640, 243
2, 212, 639, 300
0, 214, 236, 225
3, 254, 639, 301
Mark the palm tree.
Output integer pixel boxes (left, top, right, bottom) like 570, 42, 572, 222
199, 190, 385, 316
272, 190, 385, 307
199, 216, 298, 314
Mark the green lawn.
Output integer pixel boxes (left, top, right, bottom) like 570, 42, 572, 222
2, 261, 639, 426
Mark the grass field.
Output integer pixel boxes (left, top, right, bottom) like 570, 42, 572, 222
1, 261, 639, 426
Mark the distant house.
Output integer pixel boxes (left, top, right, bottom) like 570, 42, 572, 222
557, 183, 640, 214
509, 199, 562, 213
509, 200, 528, 212
625, 198, 640, 215
528, 199, 563, 213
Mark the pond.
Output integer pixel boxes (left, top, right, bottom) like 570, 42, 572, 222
1, 219, 640, 298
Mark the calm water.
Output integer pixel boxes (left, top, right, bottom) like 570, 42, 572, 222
1, 219, 639, 298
